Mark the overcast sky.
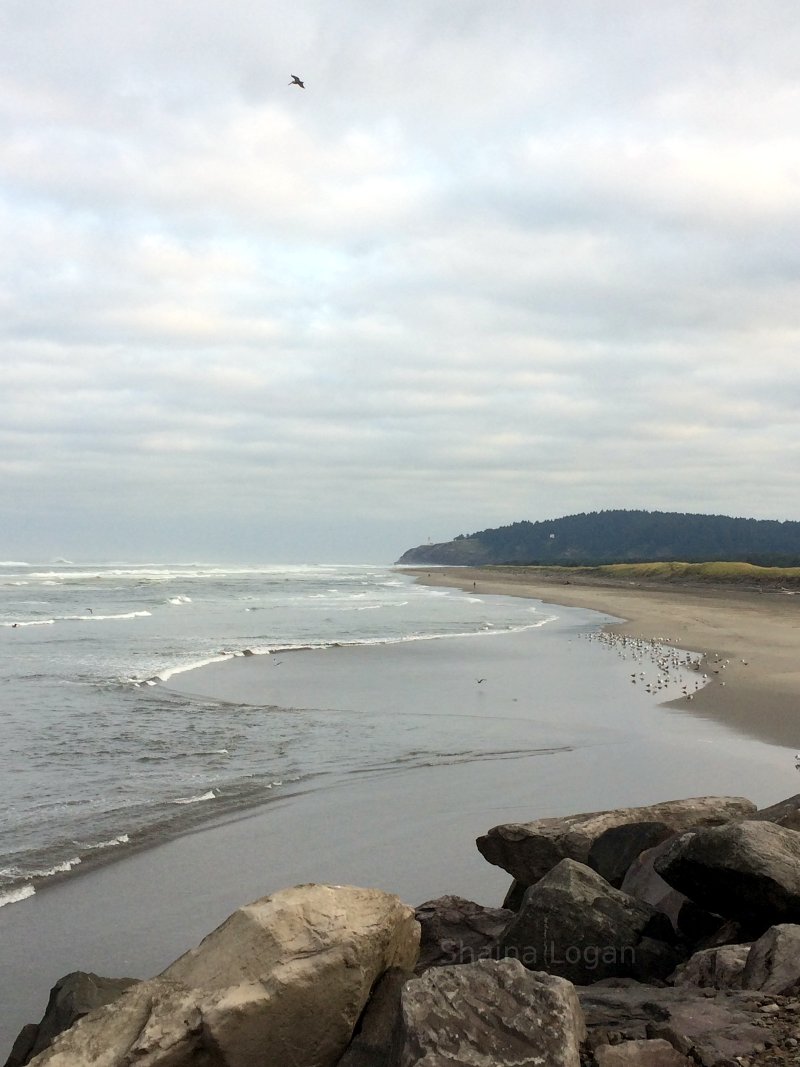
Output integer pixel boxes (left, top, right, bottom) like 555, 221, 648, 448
2, 1, 799, 562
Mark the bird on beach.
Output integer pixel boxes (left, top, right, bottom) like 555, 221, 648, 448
289, 74, 305, 88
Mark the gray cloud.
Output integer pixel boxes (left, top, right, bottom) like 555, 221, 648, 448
2, 1, 799, 560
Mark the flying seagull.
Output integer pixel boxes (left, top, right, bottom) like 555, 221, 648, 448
289, 75, 305, 88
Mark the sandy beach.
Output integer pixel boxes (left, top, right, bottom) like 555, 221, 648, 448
404, 567, 800, 749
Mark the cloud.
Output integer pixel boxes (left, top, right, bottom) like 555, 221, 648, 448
1, 1, 800, 560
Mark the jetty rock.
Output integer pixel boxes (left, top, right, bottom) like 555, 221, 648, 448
654, 820, 800, 932
397, 958, 585, 1066
476, 796, 757, 890
498, 858, 680, 984
24, 883, 419, 1067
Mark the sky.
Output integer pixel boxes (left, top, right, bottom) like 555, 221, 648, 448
2, 1, 800, 563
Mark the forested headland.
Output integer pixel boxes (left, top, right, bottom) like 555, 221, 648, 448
396, 510, 800, 567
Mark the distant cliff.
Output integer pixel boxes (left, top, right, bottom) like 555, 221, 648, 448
396, 509, 800, 566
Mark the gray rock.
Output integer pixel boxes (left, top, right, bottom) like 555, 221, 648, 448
578, 980, 780, 1067
498, 859, 680, 984
752, 792, 800, 831
620, 836, 688, 930
594, 1038, 692, 1066
4, 972, 138, 1067
3, 1026, 38, 1067
28, 884, 420, 1067
589, 822, 675, 888
414, 895, 513, 971
337, 967, 411, 1067
398, 958, 585, 1066
654, 820, 800, 930
477, 797, 755, 888
668, 944, 750, 989
740, 923, 800, 994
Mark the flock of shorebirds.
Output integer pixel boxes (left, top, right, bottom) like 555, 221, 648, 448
580, 630, 713, 700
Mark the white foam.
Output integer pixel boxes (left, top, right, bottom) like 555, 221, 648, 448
172, 790, 216, 805
0, 884, 35, 908
83, 834, 129, 850
2, 619, 55, 627
157, 653, 232, 683
30, 856, 82, 877
168, 596, 192, 605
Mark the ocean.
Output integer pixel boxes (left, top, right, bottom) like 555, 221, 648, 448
0, 560, 574, 909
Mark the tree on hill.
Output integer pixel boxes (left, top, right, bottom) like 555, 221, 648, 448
396, 510, 800, 566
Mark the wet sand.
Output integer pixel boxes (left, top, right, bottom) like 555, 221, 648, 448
404, 567, 800, 748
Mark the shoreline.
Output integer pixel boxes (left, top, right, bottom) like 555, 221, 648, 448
401, 566, 800, 750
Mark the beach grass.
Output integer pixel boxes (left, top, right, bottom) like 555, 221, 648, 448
485, 561, 800, 587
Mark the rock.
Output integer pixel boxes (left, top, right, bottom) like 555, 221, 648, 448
752, 793, 800, 831
578, 980, 782, 1067
669, 944, 750, 989
620, 837, 689, 930
498, 859, 680, 984
3, 1026, 38, 1067
741, 924, 800, 995
673, 900, 729, 944
397, 958, 585, 1066
4, 972, 138, 1067
594, 1038, 692, 1066
414, 895, 513, 971
477, 797, 756, 888
336, 967, 411, 1067
589, 822, 675, 888
28, 883, 420, 1067
501, 879, 527, 911
654, 821, 800, 931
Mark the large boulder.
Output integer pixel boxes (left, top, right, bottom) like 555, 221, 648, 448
477, 797, 755, 888
497, 859, 680, 984
740, 923, 800, 995
654, 820, 800, 931
414, 895, 513, 971
28, 884, 420, 1067
397, 958, 585, 1066
4, 972, 138, 1067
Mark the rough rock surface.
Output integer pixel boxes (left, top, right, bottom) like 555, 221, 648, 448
28, 884, 420, 1067
577, 980, 792, 1066
654, 821, 800, 930
476, 797, 755, 887
593, 1038, 692, 1066
413, 895, 513, 971
4, 972, 138, 1067
741, 924, 800, 995
397, 959, 585, 1066
498, 859, 680, 984
669, 944, 750, 989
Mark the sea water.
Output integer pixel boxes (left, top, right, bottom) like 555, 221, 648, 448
0, 561, 567, 908
1, 561, 797, 917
